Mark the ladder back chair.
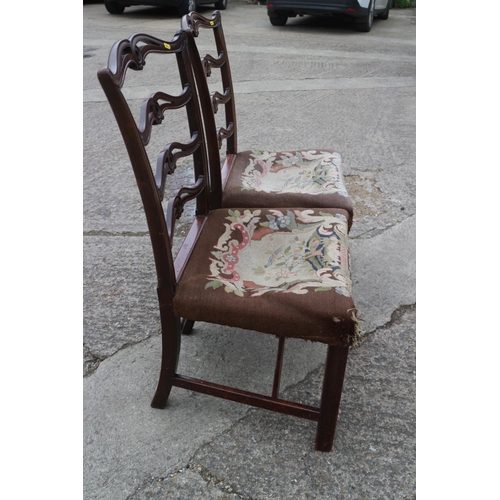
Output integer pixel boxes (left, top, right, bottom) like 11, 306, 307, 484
98, 28, 360, 452
181, 10, 354, 228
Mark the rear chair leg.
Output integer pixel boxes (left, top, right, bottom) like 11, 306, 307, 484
151, 287, 181, 409
181, 319, 195, 335
315, 346, 349, 452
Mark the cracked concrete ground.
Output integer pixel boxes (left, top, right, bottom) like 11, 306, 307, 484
84, 2, 415, 498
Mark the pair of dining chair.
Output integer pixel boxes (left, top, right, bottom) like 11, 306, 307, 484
97, 10, 360, 452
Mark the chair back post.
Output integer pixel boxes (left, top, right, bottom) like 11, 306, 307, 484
210, 10, 237, 156
175, 38, 211, 217
182, 10, 238, 156
183, 27, 224, 209
97, 30, 210, 293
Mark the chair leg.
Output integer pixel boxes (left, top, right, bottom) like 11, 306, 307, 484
272, 337, 286, 399
151, 287, 181, 409
181, 319, 195, 335
315, 345, 349, 452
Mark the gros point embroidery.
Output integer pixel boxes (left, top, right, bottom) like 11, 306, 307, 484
206, 209, 352, 297
240, 150, 348, 197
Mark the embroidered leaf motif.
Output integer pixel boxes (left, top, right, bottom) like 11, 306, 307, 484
206, 280, 223, 290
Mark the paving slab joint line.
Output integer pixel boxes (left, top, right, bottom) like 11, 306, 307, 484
186, 463, 254, 500
84, 336, 159, 378
84, 230, 150, 237
385, 303, 416, 329
83, 355, 105, 378
350, 303, 415, 350
123, 464, 254, 500
350, 212, 416, 239
361, 303, 416, 340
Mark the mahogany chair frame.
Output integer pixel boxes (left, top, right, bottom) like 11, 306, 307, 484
98, 28, 352, 452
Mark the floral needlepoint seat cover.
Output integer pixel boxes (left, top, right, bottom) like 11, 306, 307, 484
222, 150, 354, 227
174, 208, 360, 346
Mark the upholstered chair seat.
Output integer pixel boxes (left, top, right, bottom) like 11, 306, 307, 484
221, 150, 353, 222
174, 207, 358, 346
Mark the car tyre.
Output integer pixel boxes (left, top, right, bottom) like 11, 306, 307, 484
356, 0, 374, 32
104, 1, 125, 14
214, 0, 227, 9
377, 0, 390, 20
269, 12, 288, 26
178, 0, 197, 16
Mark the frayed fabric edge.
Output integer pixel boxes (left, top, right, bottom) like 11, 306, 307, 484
347, 308, 364, 347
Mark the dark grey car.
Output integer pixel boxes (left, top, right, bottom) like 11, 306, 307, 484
104, 0, 227, 16
267, 0, 390, 32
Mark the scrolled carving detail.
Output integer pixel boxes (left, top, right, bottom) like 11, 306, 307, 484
139, 88, 193, 145
166, 176, 206, 239
216, 123, 234, 149
202, 52, 225, 72
182, 10, 221, 37
201, 55, 212, 78
106, 32, 186, 89
210, 89, 231, 115
155, 133, 202, 200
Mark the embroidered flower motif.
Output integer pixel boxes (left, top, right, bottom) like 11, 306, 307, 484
276, 268, 298, 280
285, 254, 304, 268
281, 154, 300, 167
269, 215, 292, 230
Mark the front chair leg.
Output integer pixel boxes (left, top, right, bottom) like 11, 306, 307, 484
315, 345, 349, 452
151, 287, 181, 409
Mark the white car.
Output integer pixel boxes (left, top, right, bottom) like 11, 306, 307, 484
267, 0, 391, 32
104, 0, 227, 16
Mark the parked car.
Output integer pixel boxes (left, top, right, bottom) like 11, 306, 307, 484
267, 0, 390, 32
104, 0, 227, 16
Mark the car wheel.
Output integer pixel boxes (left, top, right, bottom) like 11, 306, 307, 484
178, 0, 197, 16
377, 0, 390, 20
356, 0, 374, 32
269, 12, 288, 26
214, 0, 227, 9
104, 1, 125, 14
